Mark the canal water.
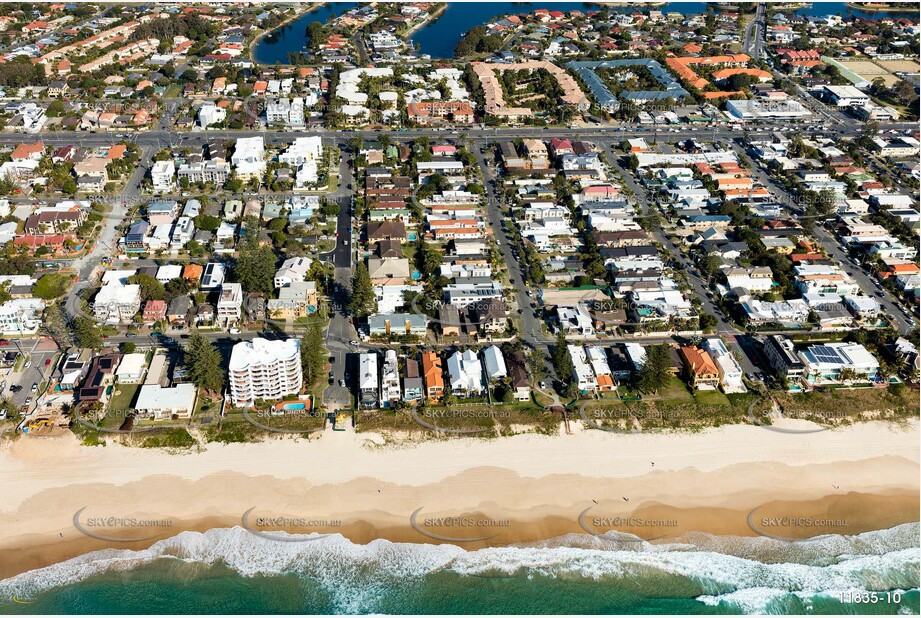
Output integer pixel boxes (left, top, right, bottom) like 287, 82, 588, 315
254, 2, 919, 64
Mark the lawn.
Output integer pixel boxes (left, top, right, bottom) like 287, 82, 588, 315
102, 383, 140, 429
692, 388, 730, 406
656, 377, 694, 403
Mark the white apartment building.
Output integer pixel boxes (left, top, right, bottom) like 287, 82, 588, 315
231, 136, 266, 180
274, 256, 312, 289
703, 338, 745, 393
198, 102, 227, 128
150, 160, 175, 193
0, 298, 44, 335
94, 282, 141, 324
229, 338, 302, 407
279, 136, 323, 167
569, 344, 597, 393
217, 282, 243, 326
359, 352, 379, 409
266, 98, 306, 128
178, 161, 230, 184
794, 265, 860, 296
444, 282, 503, 308
170, 216, 195, 248
381, 349, 401, 407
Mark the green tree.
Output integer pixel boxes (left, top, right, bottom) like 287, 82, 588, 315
128, 273, 165, 302
194, 214, 220, 232
300, 323, 326, 389
636, 344, 671, 394
348, 262, 376, 318
121, 341, 137, 354
73, 316, 103, 350
698, 253, 721, 280
45, 100, 64, 117
551, 330, 572, 385
164, 277, 190, 302
42, 303, 72, 347
183, 333, 224, 396
235, 219, 277, 296
33, 273, 71, 299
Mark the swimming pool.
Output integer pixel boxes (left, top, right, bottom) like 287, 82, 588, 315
282, 402, 306, 411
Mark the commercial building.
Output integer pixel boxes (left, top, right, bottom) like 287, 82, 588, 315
822, 85, 870, 107
725, 99, 811, 121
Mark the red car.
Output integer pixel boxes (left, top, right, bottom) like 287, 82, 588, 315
0, 339, 8, 346
44, 359, 52, 366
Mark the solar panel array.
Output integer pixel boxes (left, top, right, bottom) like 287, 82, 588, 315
810, 345, 844, 365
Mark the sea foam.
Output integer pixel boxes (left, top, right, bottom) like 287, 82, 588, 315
1, 523, 917, 613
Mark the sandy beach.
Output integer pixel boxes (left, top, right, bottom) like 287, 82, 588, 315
1, 419, 918, 579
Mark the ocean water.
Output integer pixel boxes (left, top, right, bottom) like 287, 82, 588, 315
0, 524, 918, 614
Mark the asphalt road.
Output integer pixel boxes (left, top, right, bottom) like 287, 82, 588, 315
471, 144, 548, 344
1, 117, 916, 151
737, 141, 917, 335
321, 153, 358, 410
742, 3, 766, 60
606, 144, 739, 338
3, 339, 60, 411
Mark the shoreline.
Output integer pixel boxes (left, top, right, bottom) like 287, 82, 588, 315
3, 488, 917, 582
845, 2, 917, 12
0, 419, 918, 580
248, 3, 324, 64
403, 3, 448, 41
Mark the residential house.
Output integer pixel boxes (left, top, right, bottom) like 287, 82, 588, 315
679, 346, 720, 390
421, 351, 444, 401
